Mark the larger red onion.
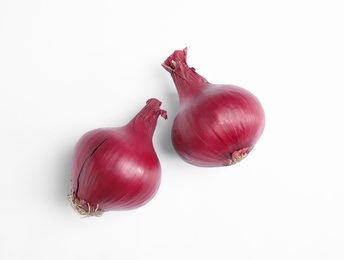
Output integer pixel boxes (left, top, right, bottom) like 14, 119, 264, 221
162, 48, 265, 167
69, 99, 167, 216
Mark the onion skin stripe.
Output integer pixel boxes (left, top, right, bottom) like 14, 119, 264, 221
75, 138, 108, 197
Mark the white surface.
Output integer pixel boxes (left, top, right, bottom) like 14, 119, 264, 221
1, 0, 344, 259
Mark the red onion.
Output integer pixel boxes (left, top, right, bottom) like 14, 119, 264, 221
162, 48, 265, 167
69, 99, 167, 216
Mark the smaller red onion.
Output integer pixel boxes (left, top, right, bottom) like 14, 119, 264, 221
162, 48, 265, 167
69, 98, 167, 216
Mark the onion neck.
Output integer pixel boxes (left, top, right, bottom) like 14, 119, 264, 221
127, 98, 167, 138
162, 48, 208, 103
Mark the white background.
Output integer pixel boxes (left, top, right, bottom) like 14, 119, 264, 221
1, 0, 343, 259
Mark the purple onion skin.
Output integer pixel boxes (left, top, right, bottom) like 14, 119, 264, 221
69, 99, 167, 216
162, 48, 265, 167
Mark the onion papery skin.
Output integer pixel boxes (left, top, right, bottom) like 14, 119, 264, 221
69, 99, 167, 216
162, 48, 265, 167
